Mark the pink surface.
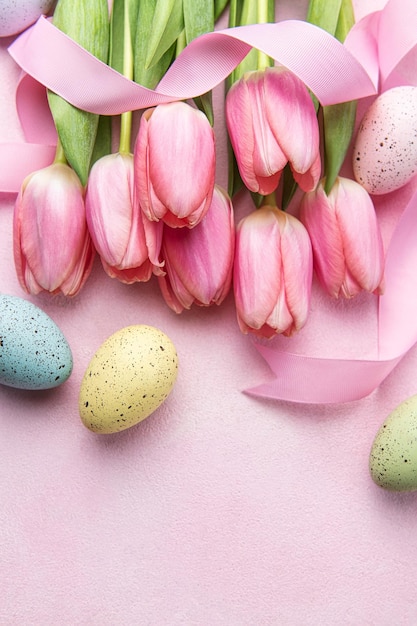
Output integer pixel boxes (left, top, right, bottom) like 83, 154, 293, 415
2, 1, 417, 624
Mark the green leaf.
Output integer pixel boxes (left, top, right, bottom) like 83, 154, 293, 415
227, 142, 244, 198
109, 0, 140, 74
46, 96, 102, 185
281, 164, 299, 211
306, 0, 343, 36
134, 0, 176, 88
183, 0, 215, 124
323, 99, 357, 193
322, 0, 356, 192
228, 0, 243, 28
90, 115, 113, 167
227, 0, 274, 87
334, 0, 355, 42
214, 0, 229, 20
144, 0, 184, 70
48, 0, 110, 185
183, 0, 214, 43
193, 92, 214, 126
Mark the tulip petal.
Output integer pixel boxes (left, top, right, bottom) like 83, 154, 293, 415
142, 211, 164, 273
300, 183, 346, 297
157, 274, 186, 313
291, 151, 322, 193
59, 232, 95, 296
234, 205, 313, 338
134, 108, 157, 221
332, 177, 384, 295
159, 186, 235, 311
226, 79, 257, 190
234, 207, 283, 330
147, 102, 215, 220
259, 211, 312, 336
226, 74, 286, 194
278, 212, 313, 331
86, 152, 163, 283
265, 67, 320, 184
18, 164, 87, 292
86, 154, 137, 267
103, 259, 154, 284
266, 290, 294, 337
300, 177, 385, 299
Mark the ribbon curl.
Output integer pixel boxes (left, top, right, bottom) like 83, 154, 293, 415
2, 0, 417, 403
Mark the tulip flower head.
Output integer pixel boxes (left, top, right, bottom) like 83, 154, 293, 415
85, 152, 163, 283
158, 185, 235, 313
299, 177, 385, 298
226, 66, 321, 196
13, 162, 94, 296
134, 101, 216, 228
233, 205, 313, 338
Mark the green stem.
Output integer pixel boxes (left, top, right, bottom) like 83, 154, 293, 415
119, 0, 134, 154
175, 29, 187, 58
261, 191, 277, 207
257, 0, 271, 70
228, 0, 239, 27
53, 138, 67, 165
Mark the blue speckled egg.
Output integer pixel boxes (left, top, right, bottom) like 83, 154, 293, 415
0, 294, 73, 390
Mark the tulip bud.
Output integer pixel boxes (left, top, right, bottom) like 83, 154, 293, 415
85, 152, 163, 283
299, 177, 385, 298
134, 101, 216, 228
234, 206, 313, 338
158, 185, 235, 312
13, 163, 94, 296
226, 67, 321, 196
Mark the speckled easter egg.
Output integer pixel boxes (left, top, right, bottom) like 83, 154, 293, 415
0, 0, 55, 37
79, 325, 178, 434
369, 394, 417, 491
0, 294, 73, 390
353, 86, 417, 195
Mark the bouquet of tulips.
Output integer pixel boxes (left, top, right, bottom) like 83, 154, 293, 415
12, 0, 385, 339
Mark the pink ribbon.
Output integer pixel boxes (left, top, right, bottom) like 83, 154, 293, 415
7, 16, 378, 113
2, 0, 417, 403
1, 13, 379, 194
0, 71, 56, 192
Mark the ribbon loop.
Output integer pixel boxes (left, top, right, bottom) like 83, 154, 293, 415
8, 16, 378, 115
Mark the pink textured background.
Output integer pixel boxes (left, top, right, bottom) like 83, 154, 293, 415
2, 0, 417, 624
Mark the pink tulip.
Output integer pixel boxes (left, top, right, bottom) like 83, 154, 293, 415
134, 101, 216, 228
85, 152, 163, 283
13, 162, 94, 296
299, 177, 385, 298
226, 67, 321, 196
158, 185, 235, 313
234, 205, 313, 338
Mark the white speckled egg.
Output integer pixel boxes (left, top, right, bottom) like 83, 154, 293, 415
79, 325, 178, 434
369, 394, 417, 491
0, 294, 73, 389
353, 86, 417, 195
0, 0, 55, 37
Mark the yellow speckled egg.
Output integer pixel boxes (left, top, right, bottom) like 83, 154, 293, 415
79, 325, 178, 434
369, 394, 417, 491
